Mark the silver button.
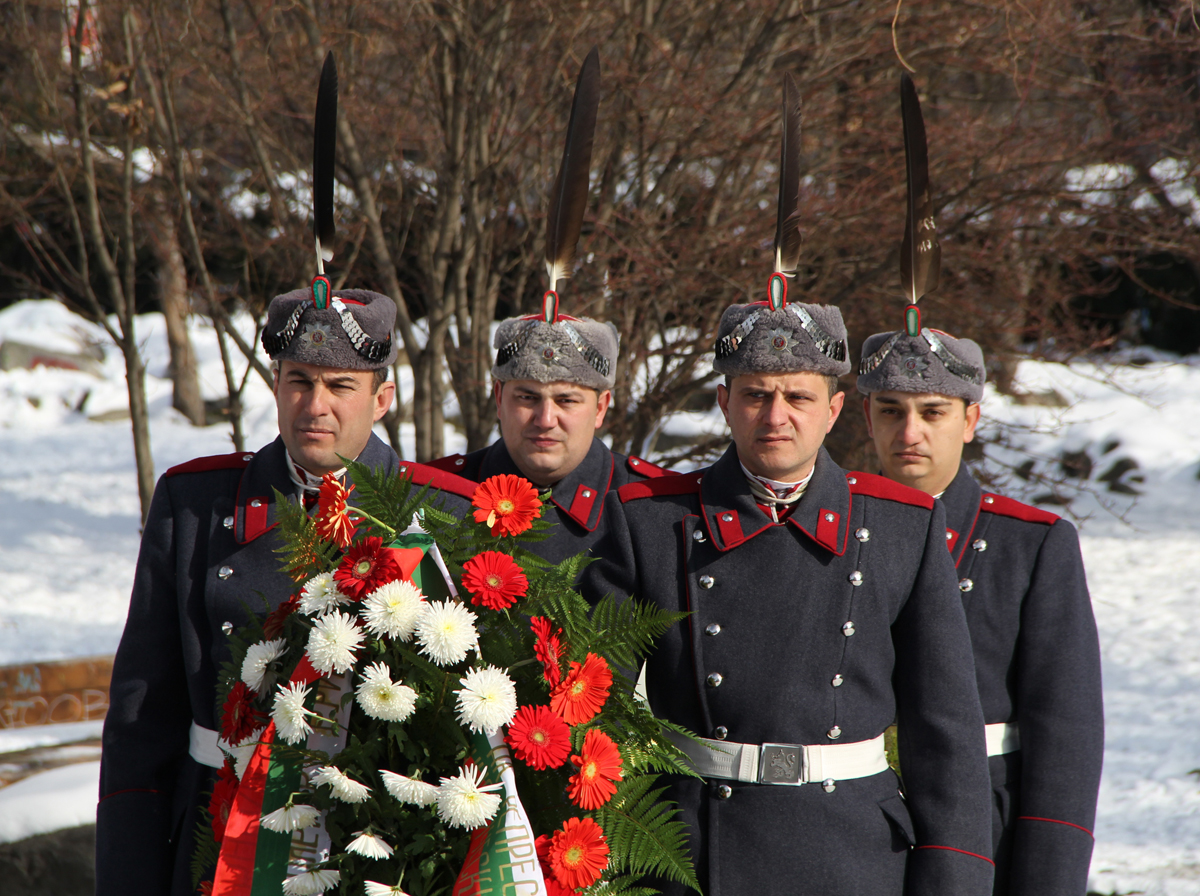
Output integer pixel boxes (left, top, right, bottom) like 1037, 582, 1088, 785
250, 499, 262, 509
984, 496, 995, 504
842, 621, 855, 637
848, 571, 863, 586
855, 528, 870, 542
699, 575, 715, 589
721, 513, 733, 523
242, 454, 253, 461
972, 539, 988, 552
828, 726, 842, 740
822, 779, 836, 793
706, 672, 723, 688
831, 674, 844, 687
959, 578, 974, 592
455, 458, 464, 466
824, 512, 835, 522
706, 623, 722, 636
631, 458, 640, 465
847, 476, 857, 485
693, 530, 707, 543
945, 530, 954, 540
716, 784, 732, 799
714, 726, 728, 740
223, 516, 234, 529
582, 490, 592, 498
218, 566, 233, 579
221, 621, 233, 635
399, 465, 407, 473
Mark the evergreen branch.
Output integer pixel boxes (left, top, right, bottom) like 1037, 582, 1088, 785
594, 775, 700, 891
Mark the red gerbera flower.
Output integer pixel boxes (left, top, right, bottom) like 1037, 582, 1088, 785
220, 681, 265, 745
531, 617, 563, 688
314, 472, 357, 548
550, 653, 612, 725
208, 761, 239, 843
506, 705, 572, 770
263, 593, 300, 639
548, 817, 609, 890
535, 835, 576, 896
472, 474, 541, 537
567, 728, 623, 809
462, 551, 528, 610
333, 536, 402, 600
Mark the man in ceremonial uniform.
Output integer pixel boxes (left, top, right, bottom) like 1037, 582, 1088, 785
854, 70, 1103, 894
96, 287, 403, 895
415, 49, 672, 564
858, 329, 1103, 893
584, 74, 994, 896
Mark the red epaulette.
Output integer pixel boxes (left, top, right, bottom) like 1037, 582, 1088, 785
619, 471, 704, 503
399, 461, 477, 500
980, 493, 1060, 526
626, 456, 678, 478
165, 452, 253, 478
425, 454, 468, 473
846, 471, 935, 510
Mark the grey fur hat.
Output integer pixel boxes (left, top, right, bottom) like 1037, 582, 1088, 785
856, 328, 985, 403
262, 287, 398, 370
712, 296, 851, 378
492, 315, 619, 391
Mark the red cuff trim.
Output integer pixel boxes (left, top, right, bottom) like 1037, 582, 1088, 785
99, 787, 161, 803
1018, 816, 1094, 838
915, 845, 995, 866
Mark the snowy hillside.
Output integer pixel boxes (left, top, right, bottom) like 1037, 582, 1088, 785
0, 299, 1198, 892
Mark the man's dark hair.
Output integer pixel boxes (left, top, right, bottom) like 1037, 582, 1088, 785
372, 366, 390, 393
724, 374, 840, 399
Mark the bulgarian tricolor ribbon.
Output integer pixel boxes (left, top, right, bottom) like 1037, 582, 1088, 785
212, 529, 453, 896
453, 730, 548, 896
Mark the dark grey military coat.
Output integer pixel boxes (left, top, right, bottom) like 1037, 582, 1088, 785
584, 445, 995, 896
940, 463, 1103, 895
427, 437, 670, 565
96, 434, 398, 896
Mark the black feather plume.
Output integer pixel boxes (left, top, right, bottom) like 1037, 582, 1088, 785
545, 47, 600, 293
313, 51, 338, 268
899, 72, 940, 304
774, 73, 803, 275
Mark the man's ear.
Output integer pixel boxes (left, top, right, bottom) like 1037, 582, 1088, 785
825, 389, 846, 433
493, 380, 504, 415
594, 390, 612, 429
963, 402, 982, 444
373, 381, 396, 422
861, 396, 874, 438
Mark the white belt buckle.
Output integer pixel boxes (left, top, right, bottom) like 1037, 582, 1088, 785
758, 742, 804, 785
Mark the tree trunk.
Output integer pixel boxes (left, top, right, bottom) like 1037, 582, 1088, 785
151, 200, 205, 425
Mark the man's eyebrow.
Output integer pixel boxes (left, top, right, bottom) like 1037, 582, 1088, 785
323, 374, 360, 387
919, 398, 953, 408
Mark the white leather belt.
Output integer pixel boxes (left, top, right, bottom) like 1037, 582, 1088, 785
189, 721, 225, 769
985, 722, 1020, 757
671, 731, 888, 785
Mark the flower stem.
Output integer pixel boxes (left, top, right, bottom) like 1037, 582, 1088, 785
347, 507, 396, 538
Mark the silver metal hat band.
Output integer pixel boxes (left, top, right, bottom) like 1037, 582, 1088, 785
670, 730, 888, 786
714, 305, 846, 363
262, 297, 392, 363
495, 319, 610, 378
985, 721, 1020, 757
261, 303, 307, 357
857, 328, 982, 385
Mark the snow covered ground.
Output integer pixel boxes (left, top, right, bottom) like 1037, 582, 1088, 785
0, 300, 1198, 892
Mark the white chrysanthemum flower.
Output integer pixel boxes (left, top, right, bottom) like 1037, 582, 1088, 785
435, 764, 503, 829
306, 610, 364, 675
241, 638, 287, 692
261, 803, 321, 833
347, 830, 394, 860
356, 662, 418, 723
380, 770, 439, 806
311, 765, 370, 803
282, 869, 340, 895
362, 580, 427, 641
455, 665, 518, 735
272, 681, 313, 745
415, 600, 477, 667
229, 729, 264, 780
364, 882, 411, 896
299, 572, 350, 616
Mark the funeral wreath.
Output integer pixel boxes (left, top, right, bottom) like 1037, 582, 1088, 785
193, 462, 701, 896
